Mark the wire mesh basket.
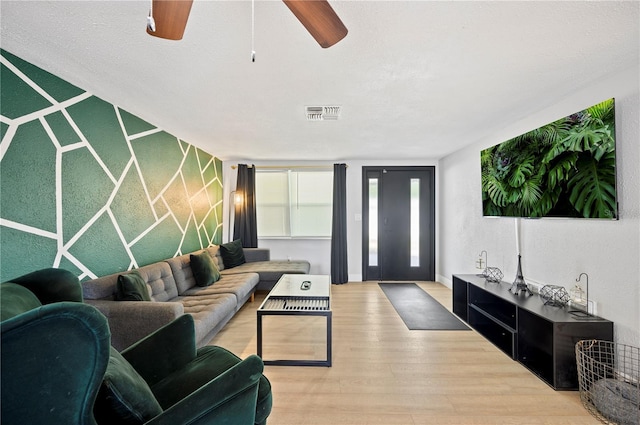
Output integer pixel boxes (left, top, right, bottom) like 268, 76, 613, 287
576, 340, 639, 425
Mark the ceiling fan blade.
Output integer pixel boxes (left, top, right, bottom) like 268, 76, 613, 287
282, 0, 348, 48
147, 0, 194, 40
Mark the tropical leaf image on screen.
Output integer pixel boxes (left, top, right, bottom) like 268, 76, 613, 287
481, 99, 617, 219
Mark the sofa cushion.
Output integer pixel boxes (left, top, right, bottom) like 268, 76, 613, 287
190, 251, 220, 287
137, 262, 178, 302
182, 272, 259, 305
205, 245, 225, 271
150, 345, 272, 424
220, 260, 310, 282
82, 274, 119, 300
82, 263, 178, 302
165, 253, 198, 294
93, 347, 162, 425
220, 239, 246, 268
116, 271, 151, 301
240, 248, 271, 263
178, 294, 237, 344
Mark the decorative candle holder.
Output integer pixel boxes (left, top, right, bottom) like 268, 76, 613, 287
540, 285, 570, 307
569, 273, 591, 316
483, 267, 504, 283
476, 251, 487, 272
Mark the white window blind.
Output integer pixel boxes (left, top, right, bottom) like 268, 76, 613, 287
255, 169, 333, 238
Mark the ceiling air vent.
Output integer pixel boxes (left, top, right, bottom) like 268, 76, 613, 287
306, 106, 341, 121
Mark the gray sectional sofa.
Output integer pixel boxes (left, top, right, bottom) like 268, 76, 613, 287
82, 245, 310, 350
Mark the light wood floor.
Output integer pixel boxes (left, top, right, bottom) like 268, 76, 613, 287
209, 281, 600, 425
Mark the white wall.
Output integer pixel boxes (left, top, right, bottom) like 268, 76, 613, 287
438, 65, 640, 347
223, 159, 438, 281
223, 65, 638, 346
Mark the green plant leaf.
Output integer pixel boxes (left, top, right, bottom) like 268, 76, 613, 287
546, 152, 578, 190
519, 175, 544, 216
507, 154, 535, 188
483, 172, 509, 207
568, 151, 617, 218
537, 187, 562, 217
480, 148, 493, 169
483, 201, 502, 217
564, 127, 603, 152
586, 98, 615, 123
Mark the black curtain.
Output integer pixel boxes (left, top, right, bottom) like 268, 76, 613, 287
233, 164, 258, 248
331, 163, 348, 284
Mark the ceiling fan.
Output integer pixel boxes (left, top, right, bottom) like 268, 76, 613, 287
146, 0, 348, 48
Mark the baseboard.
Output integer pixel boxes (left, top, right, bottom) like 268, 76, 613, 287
437, 274, 452, 288
348, 273, 363, 282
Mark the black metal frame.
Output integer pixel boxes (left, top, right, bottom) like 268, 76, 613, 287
257, 307, 332, 367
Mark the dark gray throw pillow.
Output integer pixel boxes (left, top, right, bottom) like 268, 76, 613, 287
116, 270, 151, 301
93, 347, 163, 425
220, 239, 246, 269
190, 251, 221, 287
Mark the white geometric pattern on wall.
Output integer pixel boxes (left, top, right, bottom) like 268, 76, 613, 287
0, 49, 223, 281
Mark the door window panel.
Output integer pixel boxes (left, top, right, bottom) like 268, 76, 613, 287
410, 178, 420, 267
368, 178, 379, 267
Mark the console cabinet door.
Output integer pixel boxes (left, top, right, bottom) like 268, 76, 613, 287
452, 276, 468, 321
518, 308, 555, 386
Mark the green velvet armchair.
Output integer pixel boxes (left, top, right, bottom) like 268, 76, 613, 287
1, 268, 272, 425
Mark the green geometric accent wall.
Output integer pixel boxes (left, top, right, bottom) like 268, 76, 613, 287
0, 49, 223, 281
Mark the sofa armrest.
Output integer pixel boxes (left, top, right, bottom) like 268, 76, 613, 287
1, 303, 111, 425
121, 315, 196, 386
85, 299, 184, 351
145, 355, 264, 425
243, 248, 270, 263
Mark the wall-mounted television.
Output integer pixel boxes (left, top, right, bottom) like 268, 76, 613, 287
481, 98, 617, 219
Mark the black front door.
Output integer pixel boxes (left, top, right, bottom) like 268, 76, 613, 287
362, 166, 435, 281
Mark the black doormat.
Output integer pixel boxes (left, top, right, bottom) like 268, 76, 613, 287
378, 283, 469, 330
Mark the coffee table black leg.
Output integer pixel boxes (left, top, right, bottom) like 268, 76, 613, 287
257, 312, 263, 358
326, 312, 332, 367
257, 311, 332, 367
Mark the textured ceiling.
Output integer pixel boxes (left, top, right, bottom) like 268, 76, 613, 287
1, 1, 638, 161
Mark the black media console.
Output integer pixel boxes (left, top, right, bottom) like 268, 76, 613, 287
452, 274, 614, 390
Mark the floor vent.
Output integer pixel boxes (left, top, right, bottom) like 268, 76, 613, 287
306, 106, 341, 121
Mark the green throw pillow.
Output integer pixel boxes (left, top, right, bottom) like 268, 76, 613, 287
190, 251, 221, 287
220, 239, 246, 269
93, 347, 163, 425
116, 270, 151, 301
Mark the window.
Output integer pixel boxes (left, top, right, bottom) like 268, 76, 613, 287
255, 169, 333, 238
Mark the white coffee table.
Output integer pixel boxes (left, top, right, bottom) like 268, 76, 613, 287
257, 274, 332, 366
